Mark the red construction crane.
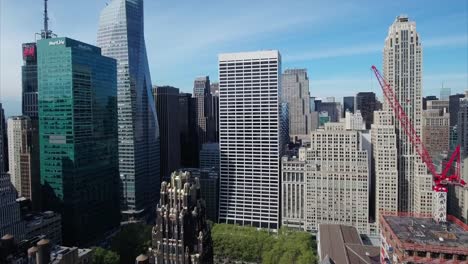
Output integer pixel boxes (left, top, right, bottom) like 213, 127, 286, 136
371, 65, 465, 193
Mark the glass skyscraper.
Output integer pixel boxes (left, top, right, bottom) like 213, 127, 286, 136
38, 37, 120, 246
22, 43, 39, 119
97, 0, 160, 220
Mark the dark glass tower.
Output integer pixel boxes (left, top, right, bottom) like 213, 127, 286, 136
98, 0, 160, 221
38, 37, 120, 246
356, 92, 380, 129
22, 43, 39, 119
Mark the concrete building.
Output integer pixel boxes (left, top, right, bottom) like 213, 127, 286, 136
427, 100, 449, 111
422, 95, 438, 110
24, 211, 62, 246
422, 109, 450, 158
383, 15, 428, 213
199, 143, 219, 170
282, 121, 372, 234
281, 69, 312, 139
150, 171, 213, 263
317, 224, 380, 263
356, 92, 379, 129
380, 214, 468, 262
7, 116, 40, 210
0, 173, 25, 240
194, 76, 216, 147
153, 86, 181, 180
316, 101, 341, 123
218, 50, 284, 229
98, 0, 161, 220
344, 110, 366, 131
372, 111, 398, 227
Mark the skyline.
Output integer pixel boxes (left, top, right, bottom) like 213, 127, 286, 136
1, 0, 467, 117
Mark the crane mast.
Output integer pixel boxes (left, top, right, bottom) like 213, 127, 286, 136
371, 65, 466, 222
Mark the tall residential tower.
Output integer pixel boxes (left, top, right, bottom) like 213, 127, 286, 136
98, 0, 160, 220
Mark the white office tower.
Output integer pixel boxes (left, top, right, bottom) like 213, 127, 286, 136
218, 50, 283, 229
8, 117, 27, 191
281, 69, 311, 140
344, 110, 366, 131
383, 15, 427, 213
372, 111, 398, 226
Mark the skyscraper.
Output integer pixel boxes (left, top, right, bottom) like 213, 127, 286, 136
372, 111, 398, 226
343, 96, 355, 115
383, 15, 429, 213
281, 69, 311, 140
422, 109, 450, 158
0, 103, 5, 173
316, 101, 341, 122
440, 87, 451, 101
7, 116, 40, 209
194, 76, 216, 146
0, 172, 25, 240
38, 37, 120, 245
449, 93, 465, 127
150, 171, 213, 263
98, 0, 160, 220
219, 50, 283, 229
199, 143, 219, 170
22, 43, 39, 119
355, 92, 379, 129
179, 93, 199, 167
153, 86, 180, 181
210, 83, 220, 142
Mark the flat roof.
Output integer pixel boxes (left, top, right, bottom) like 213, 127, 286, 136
383, 215, 468, 249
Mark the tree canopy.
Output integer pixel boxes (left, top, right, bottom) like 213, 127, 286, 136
110, 223, 152, 264
92, 247, 120, 264
212, 224, 317, 264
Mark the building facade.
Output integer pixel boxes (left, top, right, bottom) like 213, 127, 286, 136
343, 96, 355, 115
383, 15, 426, 213
316, 101, 341, 123
199, 143, 219, 170
281, 69, 311, 139
0, 172, 25, 240
194, 76, 216, 147
422, 109, 450, 158
372, 111, 398, 227
22, 43, 39, 119
218, 50, 283, 229
440, 87, 451, 101
150, 171, 213, 264
38, 37, 120, 245
281, 156, 306, 230
179, 93, 199, 168
344, 110, 366, 130
426, 100, 449, 111
7, 116, 40, 210
355, 92, 379, 129
153, 86, 181, 181
98, 0, 160, 220
450, 93, 466, 127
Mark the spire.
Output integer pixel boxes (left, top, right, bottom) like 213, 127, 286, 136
41, 0, 55, 39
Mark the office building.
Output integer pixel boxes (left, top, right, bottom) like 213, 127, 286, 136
22, 43, 39, 119
98, 0, 160, 220
194, 76, 217, 147
150, 171, 213, 263
281, 69, 312, 139
459, 99, 468, 155
282, 121, 372, 234
380, 214, 468, 262
356, 92, 379, 129
427, 100, 449, 111
344, 110, 366, 130
38, 37, 120, 245
383, 15, 427, 213
24, 211, 62, 246
7, 116, 40, 210
182, 167, 220, 222
0, 172, 25, 240
310, 111, 319, 131
153, 86, 180, 180
210, 82, 220, 142
0, 104, 7, 173
422, 109, 450, 158
219, 50, 283, 229
316, 101, 341, 122
179, 93, 199, 167
440, 87, 452, 100
422, 95, 438, 110
371, 111, 398, 227
317, 224, 379, 263
343, 96, 355, 115
450, 93, 465, 127
199, 143, 219, 170
318, 112, 330, 127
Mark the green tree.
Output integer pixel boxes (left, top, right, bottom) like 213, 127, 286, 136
110, 223, 152, 264
92, 247, 120, 264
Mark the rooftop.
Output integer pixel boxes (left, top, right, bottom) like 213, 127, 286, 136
383, 215, 468, 250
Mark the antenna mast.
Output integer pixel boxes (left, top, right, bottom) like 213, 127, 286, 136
41, 0, 56, 39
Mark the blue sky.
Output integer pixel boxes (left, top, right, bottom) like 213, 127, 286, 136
0, 0, 467, 117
